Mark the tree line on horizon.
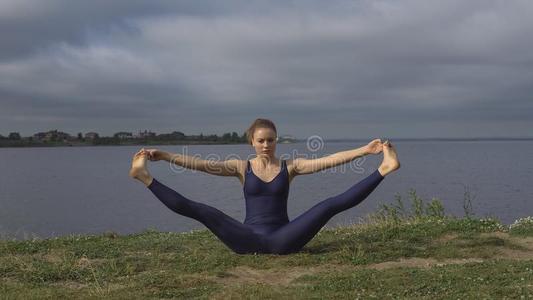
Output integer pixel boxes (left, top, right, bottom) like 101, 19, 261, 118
0, 129, 248, 145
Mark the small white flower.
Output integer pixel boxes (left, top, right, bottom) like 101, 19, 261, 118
509, 216, 533, 230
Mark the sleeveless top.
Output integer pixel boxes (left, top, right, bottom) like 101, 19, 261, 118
243, 159, 290, 225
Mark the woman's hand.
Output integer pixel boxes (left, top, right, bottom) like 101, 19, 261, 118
144, 148, 166, 161
365, 139, 384, 155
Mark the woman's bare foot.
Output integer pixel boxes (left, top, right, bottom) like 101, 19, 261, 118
129, 149, 154, 187
378, 141, 400, 177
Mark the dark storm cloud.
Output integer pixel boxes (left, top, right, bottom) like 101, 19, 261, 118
1, 0, 532, 138
0, 0, 234, 60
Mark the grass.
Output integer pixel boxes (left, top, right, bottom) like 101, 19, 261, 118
2, 190, 533, 299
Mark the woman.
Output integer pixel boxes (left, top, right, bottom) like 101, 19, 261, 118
129, 118, 400, 254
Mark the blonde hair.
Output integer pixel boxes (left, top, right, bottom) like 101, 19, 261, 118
245, 118, 277, 145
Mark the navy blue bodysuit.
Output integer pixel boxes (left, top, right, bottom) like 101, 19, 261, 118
147, 160, 384, 254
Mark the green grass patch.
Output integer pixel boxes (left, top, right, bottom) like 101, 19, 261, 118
2, 190, 532, 298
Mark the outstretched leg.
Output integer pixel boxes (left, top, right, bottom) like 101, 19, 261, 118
129, 149, 262, 254
266, 141, 400, 254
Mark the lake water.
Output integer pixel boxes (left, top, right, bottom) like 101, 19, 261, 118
1, 141, 532, 240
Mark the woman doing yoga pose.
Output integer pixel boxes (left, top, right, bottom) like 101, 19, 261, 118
129, 118, 400, 254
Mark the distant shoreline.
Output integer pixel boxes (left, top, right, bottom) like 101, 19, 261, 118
0, 140, 248, 148
0, 137, 532, 148
325, 137, 533, 142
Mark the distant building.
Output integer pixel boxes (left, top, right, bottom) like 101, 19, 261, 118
114, 132, 133, 139
85, 132, 99, 139
136, 130, 156, 138
33, 130, 71, 142
157, 131, 186, 140
33, 132, 47, 140
170, 131, 186, 139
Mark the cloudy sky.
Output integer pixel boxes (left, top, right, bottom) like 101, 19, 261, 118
1, 0, 532, 139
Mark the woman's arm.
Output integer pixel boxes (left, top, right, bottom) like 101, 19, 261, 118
148, 149, 242, 177
293, 139, 383, 175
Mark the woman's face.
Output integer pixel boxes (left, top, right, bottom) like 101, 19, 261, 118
251, 127, 277, 158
